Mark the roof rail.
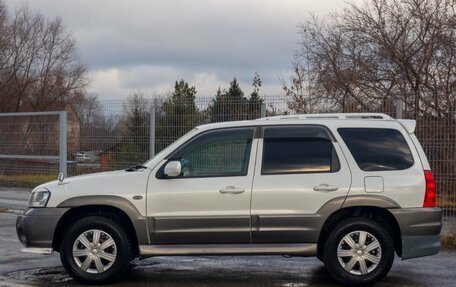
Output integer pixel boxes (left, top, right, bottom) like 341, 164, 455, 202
255, 113, 393, 121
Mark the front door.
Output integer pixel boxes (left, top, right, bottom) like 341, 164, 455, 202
147, 127, 258, 244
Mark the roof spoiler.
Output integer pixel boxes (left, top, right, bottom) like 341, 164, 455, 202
397, 119, 416, 133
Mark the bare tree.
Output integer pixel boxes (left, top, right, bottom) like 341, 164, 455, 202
0, 3, 92, 170
0, 4, 88, 112
285, 0, 456, 116
281, 57, 315, 113
72, 93, 101, 125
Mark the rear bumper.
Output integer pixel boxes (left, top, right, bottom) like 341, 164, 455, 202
16, 208, 69, 248
390, 207, 442, 260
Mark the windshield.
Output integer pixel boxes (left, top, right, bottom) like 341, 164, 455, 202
143, 128, 199, 166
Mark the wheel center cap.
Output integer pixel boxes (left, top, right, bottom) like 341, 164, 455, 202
356, 250, 363, 256
92, 249, 98, 255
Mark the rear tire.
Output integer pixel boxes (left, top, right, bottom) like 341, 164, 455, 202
322, 218, 394, 287
60, 216, 132, 284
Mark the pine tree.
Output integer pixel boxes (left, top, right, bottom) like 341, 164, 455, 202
249, 72, 264, 118
160, 80, 200, 145
117, 90, 150, 165
209, 78, 249, 122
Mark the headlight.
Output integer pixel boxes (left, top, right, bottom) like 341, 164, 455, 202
28, 188, 51, 208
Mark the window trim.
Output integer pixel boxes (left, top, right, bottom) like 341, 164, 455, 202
258, 124, 337, 142
337, 127, 415, 172
260, 125, 341, 176
156, 127, 257, 179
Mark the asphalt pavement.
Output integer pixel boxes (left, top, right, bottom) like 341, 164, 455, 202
0, 187, 455, 287
0, 187, 30, 211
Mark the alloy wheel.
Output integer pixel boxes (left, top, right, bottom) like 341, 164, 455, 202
72, 229, 117, 274
337, 230, 382, 275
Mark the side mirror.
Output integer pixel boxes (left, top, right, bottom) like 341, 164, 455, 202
164, 161, 182, 177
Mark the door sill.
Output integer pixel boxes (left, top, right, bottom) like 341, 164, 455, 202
139, 243, 317, 258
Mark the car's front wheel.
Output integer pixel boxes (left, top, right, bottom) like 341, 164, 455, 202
323, 218, 394, 287
60, 216, 132, 284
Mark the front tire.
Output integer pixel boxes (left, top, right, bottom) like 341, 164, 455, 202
60, 216, 132, 284
323, 218, 394, 287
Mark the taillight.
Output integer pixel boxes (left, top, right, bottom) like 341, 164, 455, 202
423, 170, 436, 208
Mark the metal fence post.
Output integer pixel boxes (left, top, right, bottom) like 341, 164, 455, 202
260, 103, 266, 118
59, 111, 67, 177
149, 100, 156, 158
395, 98, 403, 119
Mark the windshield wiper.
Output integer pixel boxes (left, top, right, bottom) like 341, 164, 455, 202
125, 164, 148, 172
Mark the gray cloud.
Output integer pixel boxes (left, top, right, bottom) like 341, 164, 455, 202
7, 0, 358, 100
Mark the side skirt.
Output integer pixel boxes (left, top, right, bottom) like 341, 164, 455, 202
139, 243, 317, 258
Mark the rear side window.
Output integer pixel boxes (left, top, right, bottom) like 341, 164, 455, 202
338, 128, 414, 171
262, 126, 340, 175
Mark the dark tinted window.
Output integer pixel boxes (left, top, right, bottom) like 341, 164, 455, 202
168, 128, 254, 178
262, 126, 340, 175
338, 128, 414, 171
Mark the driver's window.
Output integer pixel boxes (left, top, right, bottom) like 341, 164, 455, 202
168, 128, 255, 178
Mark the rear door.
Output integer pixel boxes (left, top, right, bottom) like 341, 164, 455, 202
250, 125, 351, 243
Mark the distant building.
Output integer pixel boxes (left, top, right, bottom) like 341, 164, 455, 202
99, 144, 120, 171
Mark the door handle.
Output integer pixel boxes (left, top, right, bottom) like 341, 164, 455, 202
219, 186, 245, 194
313, 184, 339, 192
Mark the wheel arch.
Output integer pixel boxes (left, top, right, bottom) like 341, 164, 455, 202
53, 195, 149, 257
317, 199, 402, 258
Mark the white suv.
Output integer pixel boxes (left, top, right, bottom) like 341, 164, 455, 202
16, 113, 442, 286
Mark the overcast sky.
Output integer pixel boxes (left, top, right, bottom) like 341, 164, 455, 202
5, 0, 359, 100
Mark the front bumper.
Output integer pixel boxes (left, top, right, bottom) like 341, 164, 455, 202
390, 207, 442, 260
16, 208, 69, 249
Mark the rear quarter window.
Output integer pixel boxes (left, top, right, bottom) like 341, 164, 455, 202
338, 128, 414, 171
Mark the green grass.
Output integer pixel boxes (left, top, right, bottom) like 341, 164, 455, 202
0, 174, 56, 188
438, 200, 456, 208
442, 228, 456, 249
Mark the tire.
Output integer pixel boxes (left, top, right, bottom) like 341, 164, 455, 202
322, 218, 394, 287
60, 216, 133, 284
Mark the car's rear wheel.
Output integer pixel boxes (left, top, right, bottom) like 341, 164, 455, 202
323, 218, 394, 287
60, 216, 132, 284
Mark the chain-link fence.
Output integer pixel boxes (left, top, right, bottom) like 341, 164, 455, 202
0, 95, 454, 222
0, 112, 67, 187
415, 113, 456, 222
